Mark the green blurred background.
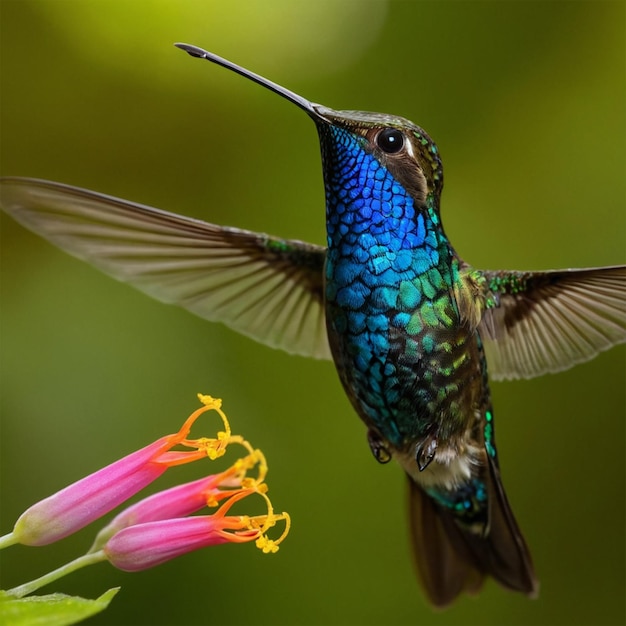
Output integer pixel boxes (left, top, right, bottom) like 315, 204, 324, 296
1, 1, 624, 624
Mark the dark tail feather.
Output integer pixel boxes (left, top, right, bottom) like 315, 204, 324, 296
407, 479, 483, 607
407, 457, 538, 607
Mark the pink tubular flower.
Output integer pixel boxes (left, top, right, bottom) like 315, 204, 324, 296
104, 516, 256, 571
1, 394, 290, 597
91, 442, 289, 570
102, 488, 286, 572
11, 395, 233, 546
89, 464, 250, 551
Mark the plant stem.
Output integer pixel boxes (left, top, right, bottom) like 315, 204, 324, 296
0, 532, 18, 549
7, 550, 107, 597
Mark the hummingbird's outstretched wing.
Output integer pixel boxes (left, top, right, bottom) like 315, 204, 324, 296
0, 177, 331, 360
478, 267, 626, 380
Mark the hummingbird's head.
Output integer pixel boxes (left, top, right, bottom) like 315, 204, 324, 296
176, 43, 444, 210
310, 107, 444, 208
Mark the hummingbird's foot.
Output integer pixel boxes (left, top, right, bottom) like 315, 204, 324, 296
415, 430, 439, 472
367, 429, 391, 464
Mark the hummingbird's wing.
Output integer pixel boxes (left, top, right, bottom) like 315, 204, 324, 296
0, 177, 331, 360
478, 267, 626, 380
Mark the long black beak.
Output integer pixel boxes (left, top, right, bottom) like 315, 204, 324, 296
175, 43, 324, 121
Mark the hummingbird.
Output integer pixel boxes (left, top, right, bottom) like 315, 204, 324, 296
1, 43, 625, 607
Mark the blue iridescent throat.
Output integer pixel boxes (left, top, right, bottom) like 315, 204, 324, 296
320, 125, 456, 445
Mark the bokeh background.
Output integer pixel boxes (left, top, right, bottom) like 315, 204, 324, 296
1, 1, 624, 625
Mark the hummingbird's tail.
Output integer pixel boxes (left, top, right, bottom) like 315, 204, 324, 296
407, 456, 538, 607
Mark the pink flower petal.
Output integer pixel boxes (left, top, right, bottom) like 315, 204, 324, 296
104, 516, 257, 571
90, 474, 233, 550
13, 436, 176, 546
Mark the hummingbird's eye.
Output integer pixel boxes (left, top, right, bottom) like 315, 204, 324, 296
376, 128, 405, 154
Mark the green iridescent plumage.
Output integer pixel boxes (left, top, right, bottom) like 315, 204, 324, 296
1, 43, 625, 608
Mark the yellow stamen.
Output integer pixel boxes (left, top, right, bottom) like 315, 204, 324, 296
175, 394, 290, 553
245, 489, 291, 554
197, 394, 222, 411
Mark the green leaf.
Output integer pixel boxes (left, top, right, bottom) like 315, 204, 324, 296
0, 588, 119, 626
